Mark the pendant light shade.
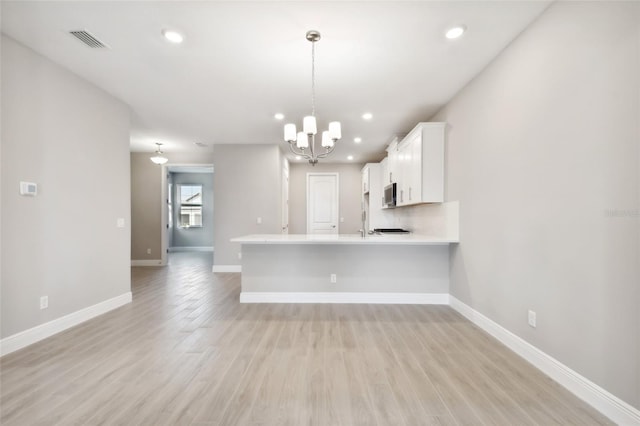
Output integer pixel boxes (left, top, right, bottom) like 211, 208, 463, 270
150, 143, 168, 165
284, 123, 297, 142
296, 132, 308, 149
303, 116, 317, 135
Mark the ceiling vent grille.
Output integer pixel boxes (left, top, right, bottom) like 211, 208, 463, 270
69, 30, 108, 48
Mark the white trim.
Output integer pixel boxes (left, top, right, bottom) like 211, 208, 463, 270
168, 246, 213, 252
240, 292, 449, 305
161, 164, 168, 266
449, 296, 640, 426
212, 265, 242, 273
131, 259, 163, 266
0, 292, 132, 357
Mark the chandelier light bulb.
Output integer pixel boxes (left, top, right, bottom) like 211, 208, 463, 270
296, 132, 308, 149
321, 131, 331, 148
328, 122, 341, 140
303, 116, 317, 135
284, 123, 296, 142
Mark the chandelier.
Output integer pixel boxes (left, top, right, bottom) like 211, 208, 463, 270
150, 143, 168, 165
284, 30, 341, 165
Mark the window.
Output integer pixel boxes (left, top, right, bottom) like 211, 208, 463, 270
178, 184, 203, 228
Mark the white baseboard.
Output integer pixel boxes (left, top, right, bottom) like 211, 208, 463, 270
169, 246, 214, 252
212, 265, 242, 273
131, 259, 163, 266
0, 292, 132, 357
240, 292, 449, 305
449, 296, 640, 426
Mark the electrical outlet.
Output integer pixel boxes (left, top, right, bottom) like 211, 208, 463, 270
528, 310, 537, 328
116, 218, 125, 228
146, 248, 151, 254
330, 274, 337, 283
40, 296, 48, 310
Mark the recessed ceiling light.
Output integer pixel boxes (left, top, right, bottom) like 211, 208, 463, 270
295, 155, 302, 160
274, 113, 285, 120
445, 26, 466, 40
347, 155, 354, 161
362, 113, 373, 120
162, 29, 184, 44
354, 137, 362, 143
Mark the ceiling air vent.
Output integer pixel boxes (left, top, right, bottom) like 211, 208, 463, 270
69, 30, 109, 49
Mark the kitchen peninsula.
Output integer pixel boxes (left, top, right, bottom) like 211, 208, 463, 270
231, 231, 458, 304
232, 121, 458, 304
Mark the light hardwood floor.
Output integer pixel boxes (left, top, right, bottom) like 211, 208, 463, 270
1, 252, 613, 425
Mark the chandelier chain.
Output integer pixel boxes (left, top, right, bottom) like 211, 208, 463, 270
311, 40, 316, 117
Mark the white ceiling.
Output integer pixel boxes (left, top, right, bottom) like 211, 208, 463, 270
1, 1, 549, 163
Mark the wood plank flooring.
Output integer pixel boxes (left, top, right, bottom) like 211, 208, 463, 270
0, 252, 613, 425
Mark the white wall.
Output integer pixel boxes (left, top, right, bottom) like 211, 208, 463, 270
432, 1, 640, 408
289, 162, 364, 234
212, 144, 283, 266
1, 36, 131, 338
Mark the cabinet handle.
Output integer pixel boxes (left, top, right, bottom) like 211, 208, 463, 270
409, 187, 412, 200
400, 190, 404, 203
390, 172, 392, 183
382, 196, 384, 207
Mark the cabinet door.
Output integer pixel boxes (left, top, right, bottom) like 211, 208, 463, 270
409, 134, 422, 204
362, 167, 370, 194
380, 158, 389, 207
388, 147, 398, 184
396, 141, 411, 206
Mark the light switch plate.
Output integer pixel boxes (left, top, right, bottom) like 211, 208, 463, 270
20, 181, 37, 196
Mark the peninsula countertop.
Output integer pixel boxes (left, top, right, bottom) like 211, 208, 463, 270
231, 233, 459, 245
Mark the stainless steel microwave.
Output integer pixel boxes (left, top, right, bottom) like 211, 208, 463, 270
384, 183, 397, 207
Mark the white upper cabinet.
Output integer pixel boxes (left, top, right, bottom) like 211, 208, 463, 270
385, 137, 400, 185
379, 157, 389, 207
362, 165, 370, 194
394, 122, 445, 206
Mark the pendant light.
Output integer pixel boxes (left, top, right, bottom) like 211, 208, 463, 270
150, 143, 168, 165
284, 30, 341, 165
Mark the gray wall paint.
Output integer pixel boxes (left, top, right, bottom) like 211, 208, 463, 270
213, 145, 282, 266
242, 244, 449, 293
289, 163, 364, 234
130, 151, 214, 261
170, 172, 214, 248
432, 2, 640, 408
1, 36, 131, 338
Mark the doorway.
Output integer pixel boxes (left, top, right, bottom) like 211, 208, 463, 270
161, 164, 214, 265
306, 172, 339, 234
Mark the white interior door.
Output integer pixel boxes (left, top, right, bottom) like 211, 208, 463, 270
307, 173, 339, 234
282, 166, 289, 234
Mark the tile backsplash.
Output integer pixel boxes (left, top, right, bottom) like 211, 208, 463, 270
383, 201, 459, 239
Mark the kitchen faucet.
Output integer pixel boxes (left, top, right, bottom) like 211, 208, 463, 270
360, 209, 366, 238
